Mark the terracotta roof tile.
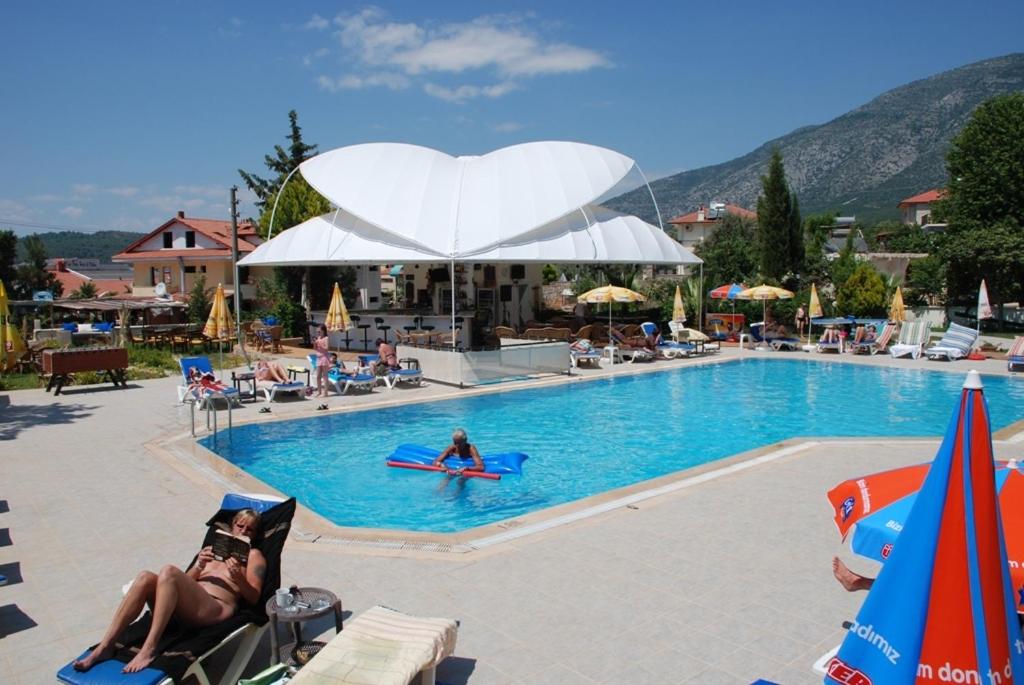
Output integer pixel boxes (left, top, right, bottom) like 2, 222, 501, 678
668, 204, 756, 224
897, 189, 944, 207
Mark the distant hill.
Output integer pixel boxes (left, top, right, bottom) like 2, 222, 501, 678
610, 53, 1024, 226
14, 230, 143, 263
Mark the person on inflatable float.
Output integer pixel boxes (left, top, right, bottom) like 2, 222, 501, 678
431, 428, 484, 474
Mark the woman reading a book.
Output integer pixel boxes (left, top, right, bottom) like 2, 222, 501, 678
73, 509, 267, 674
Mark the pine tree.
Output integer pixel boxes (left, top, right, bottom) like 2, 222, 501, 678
238, 110, 320, 209
787, 192, 804, 276
756, 148, 793, 281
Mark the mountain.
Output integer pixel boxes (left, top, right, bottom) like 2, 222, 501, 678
610, 53, 1024, 226
14, 230, 143, 263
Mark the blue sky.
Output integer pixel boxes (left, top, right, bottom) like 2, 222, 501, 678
1, 1, 1021, 236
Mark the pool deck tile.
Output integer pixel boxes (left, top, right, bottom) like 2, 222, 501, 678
1, 347, 1022, 683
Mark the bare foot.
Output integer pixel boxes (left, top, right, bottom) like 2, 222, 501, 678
123, 646, 157, 673
73, 643, 114, 671
832, 556, 872, 592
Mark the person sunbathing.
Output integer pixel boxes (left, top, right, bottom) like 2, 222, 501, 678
73, 509, 267, 674
187, 367, 230, 394
254, 359, 289, 383
820, 325, 841, 343
327, 353, 359, 381
431, 428, 484, 473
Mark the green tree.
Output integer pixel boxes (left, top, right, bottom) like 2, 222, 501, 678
186, 274, 211, 325
829, 232, 858, 296
802, 213, 836, 284
0, 229, 17, 288
694, 213, 758, 290
238, 110, 319, 209
541, 264, 558, 284
256, 178, 331, 240
836, 262, 887, 317
71, 281, 98, 299
756, 148, 795, 280
936, 93, 1024, 305
12, 235, 63, 300
787, 192, 804, 277
904, 255, 946, 306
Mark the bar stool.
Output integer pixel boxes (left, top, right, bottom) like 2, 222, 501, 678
375, 317, 391, 344
416, 315, 435, 332
351, 315, 371, 351
449, 316, 464, 330
403, 316, 419, 334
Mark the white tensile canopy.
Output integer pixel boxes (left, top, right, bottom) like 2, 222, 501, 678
239, 141, 701, 267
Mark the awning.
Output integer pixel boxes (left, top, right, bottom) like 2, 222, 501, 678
389, 265, 404, 277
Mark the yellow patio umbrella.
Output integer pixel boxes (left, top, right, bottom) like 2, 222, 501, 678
577, 285, 646, 363
889, 286, 906, 323
0, 279, 26, 373
203, 283, 232, 368
807, 283, 823, 343
324, 282, 352, 332
736, 284, 795, 347
672, 285, 686, 323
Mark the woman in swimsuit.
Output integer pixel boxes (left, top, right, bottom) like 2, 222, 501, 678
313, 325, 331, 398
73, 509, 266, 674
372, 338, 399, 376
431, 428, 484, 472
254, 359, 289, 383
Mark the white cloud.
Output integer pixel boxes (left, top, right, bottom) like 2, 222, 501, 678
71, 183, 98, 196
60, 206, 85, 218
319, 8, 609, 101
29, 193, 63, 203
303, 47, 330, 66
423, 81, 518, 104
107, 186, 139, 197
318, 72, 409, 92
492, 121, 523, 133
305, 13, 329, 30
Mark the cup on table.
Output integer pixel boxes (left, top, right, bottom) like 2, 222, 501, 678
275, 588, 293, 608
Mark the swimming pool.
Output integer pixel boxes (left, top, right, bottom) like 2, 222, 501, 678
200, 360, 1024, 533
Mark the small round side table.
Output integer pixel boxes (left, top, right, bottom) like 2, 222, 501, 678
264, 587, 343, 666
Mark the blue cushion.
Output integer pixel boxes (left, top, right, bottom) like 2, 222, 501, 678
220, 493, 282, 513
57, 651, 166, 685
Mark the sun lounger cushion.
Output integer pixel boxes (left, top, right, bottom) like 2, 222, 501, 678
287, 606, 457, 685
1008, 337, 1024, 372
60, 498, 296, 684
925, 322, 977, 360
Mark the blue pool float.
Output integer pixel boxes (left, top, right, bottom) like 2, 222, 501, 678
387, 443, 528, 475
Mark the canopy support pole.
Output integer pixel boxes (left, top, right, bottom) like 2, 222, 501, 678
266, 165, 302, 240
450, 259, 457, 350
634, 164, 665, 232
698, 263, 703, 336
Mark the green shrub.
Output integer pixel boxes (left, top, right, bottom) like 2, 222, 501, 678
836, 263, 887, 317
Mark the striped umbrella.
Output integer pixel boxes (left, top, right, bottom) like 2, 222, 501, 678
324, 282, 351, 332
203, 283, 232, 369
889, 286, 905, 324
708, 283, 746, 300
672, 285, 686, 323
826, 371, 1024, 681
0, 279, 25, 373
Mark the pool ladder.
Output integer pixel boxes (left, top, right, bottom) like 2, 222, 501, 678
188, 392, 233, 438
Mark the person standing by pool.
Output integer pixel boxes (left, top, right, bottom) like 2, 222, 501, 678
313, 324, 331, 398
795, 305, 808, 337
431, 428, 484, 473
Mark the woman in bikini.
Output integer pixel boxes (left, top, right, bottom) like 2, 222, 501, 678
254, 359, 289, 384
73, 509, 266, 674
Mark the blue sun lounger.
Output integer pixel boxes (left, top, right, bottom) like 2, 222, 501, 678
328, 364, 376, 395
177, 356, 241, 408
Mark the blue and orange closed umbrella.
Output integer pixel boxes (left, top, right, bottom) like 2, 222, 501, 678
825, 371, 1024, 683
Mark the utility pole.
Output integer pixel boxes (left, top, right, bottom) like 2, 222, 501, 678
230, 186, 241, 349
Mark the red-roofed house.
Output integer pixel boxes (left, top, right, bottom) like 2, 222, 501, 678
113, 211, 263, 298
897, 189, 945, 226
48, 259, 133, 297
667, 203, 757, 249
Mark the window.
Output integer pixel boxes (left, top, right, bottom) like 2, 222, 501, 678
200, 265, 206, 273
184, 266, 196, 274
162, 232, 173, 248
185, 231, 195, 248
150, 267, 158, 286
162, 267, 172, 284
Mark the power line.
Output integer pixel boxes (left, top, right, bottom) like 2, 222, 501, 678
0, 217, 144, 233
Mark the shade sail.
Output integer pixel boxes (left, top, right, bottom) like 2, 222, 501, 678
241, 205, 701, 267
297, 141, 638, 256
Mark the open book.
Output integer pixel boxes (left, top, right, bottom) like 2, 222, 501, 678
211, 529, 250, 565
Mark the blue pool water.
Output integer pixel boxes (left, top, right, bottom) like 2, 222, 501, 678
200, 360, 1024, 533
